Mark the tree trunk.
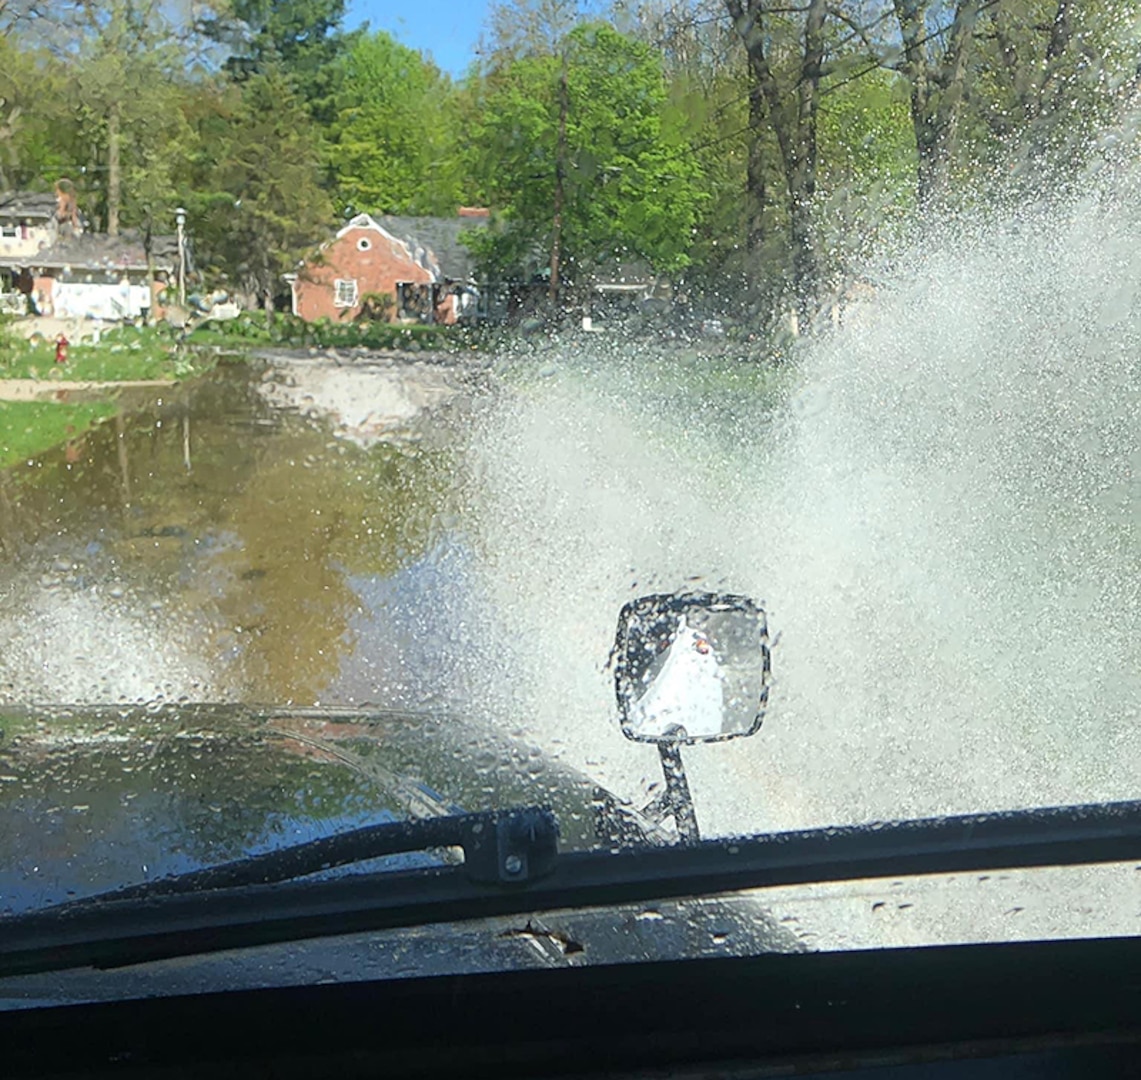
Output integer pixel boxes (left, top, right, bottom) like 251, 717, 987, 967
549, 52, 569, 305
894, 0, 979, 204
107, 99, 121, 237
726, 0, 826, 327
1024, 0, 1075, 165
745, 86, 767, 254
791, 0, 824, 324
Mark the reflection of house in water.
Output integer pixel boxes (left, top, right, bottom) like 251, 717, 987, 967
287, 209, 488, 326
0, 183, 178, 320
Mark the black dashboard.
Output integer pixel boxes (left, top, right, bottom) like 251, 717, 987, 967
3, 935, 1139, 1078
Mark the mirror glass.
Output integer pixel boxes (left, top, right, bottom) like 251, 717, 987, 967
614, 592, 771, 745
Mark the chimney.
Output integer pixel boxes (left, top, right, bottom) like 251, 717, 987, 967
54, 179, 82, 235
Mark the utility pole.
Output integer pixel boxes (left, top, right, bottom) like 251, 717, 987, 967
175, 206, 187, 308
107, 100, 121, 237
549, 50, 569, 305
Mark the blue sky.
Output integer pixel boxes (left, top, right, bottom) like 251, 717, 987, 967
346, 1, 491, 77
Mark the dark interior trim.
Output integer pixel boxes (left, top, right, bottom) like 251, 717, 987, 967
3, 936, 1140, 1078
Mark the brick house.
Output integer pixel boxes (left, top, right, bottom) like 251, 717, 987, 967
288, 210, 488, 325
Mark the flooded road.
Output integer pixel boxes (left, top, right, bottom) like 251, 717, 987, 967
0, 355, 483, 708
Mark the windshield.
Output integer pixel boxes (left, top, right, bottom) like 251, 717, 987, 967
0, 0, 1137, 975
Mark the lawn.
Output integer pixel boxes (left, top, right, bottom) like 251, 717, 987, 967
0, 399, 118, 469
0, 325, 212, 382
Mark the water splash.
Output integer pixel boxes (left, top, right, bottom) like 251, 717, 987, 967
455, 176, 1141, 836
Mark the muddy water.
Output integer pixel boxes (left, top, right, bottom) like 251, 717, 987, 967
0, 356, 481, 707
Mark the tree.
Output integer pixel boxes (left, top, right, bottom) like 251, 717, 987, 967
195, 68, 333, 317
467, 21, 704, 297
484, 0, 586, 59
886, 0, 981, 203
1, 0, 201, 236
612, 2, 775, 302
967, 0, 1141, 184
816, 67, 916, 261
325, 31, 461, 216
200, 0, 353, 121
0, 36, 80, 191
724, 0, 828, 324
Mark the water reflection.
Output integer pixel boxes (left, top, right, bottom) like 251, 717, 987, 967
0, 360, 468, 706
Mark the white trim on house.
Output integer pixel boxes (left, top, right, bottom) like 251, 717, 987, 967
284, 272, 300, 317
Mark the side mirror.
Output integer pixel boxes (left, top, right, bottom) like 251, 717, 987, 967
613, 592, 771, 746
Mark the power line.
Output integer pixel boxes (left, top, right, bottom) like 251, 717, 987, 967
686, 0, 1005, 156
663, 2, 910, 150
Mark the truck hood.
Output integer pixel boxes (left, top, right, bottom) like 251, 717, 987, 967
0, 702, 616, 915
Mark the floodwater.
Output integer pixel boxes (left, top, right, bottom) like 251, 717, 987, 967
1, 175, 1139, 856
0, 355, 482, 709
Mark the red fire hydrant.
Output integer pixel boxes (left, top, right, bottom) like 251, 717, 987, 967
54, 334, 69, 365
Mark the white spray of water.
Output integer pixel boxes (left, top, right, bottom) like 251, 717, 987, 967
454, 178, 1141, 836
0, 583, 214, 705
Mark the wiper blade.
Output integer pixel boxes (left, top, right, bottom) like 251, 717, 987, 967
98, 806, 559, 901
2, 798, 1140, 980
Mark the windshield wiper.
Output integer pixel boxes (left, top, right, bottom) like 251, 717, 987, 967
98, 806, 560, 900
2, 798, 1140, 979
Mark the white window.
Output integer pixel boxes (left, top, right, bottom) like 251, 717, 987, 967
356, 237, 371, 251
333, 278, 358, 308
0, 224, 18, 239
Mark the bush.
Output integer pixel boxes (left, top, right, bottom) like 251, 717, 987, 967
186, 304, 496, 355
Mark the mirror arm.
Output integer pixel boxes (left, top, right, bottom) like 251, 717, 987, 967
641, 789, 672, 823
656, 743, 700, 845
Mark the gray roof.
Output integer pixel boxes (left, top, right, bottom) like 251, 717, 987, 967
377, 215, 485, 282
0, 190, 59, 221
29, 230, 178, 272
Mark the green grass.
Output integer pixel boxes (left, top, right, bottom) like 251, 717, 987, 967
0, 325, 214, 382
0, 399, 118, 469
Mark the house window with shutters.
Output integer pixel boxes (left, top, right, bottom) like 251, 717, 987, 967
333, 279, 358, 308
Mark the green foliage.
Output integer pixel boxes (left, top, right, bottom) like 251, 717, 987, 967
467, 22, 705, 283
192, 68, 334, 309
817, 69, 917, 260
0, 325, 216, 382
325, 31, 461, 216
188, 311, 482, 353
201, 0, 354, 120
0, 1, 203, 234
357, 291, 394, 321
963, 0, 1141, 187
0, 37, 81, 190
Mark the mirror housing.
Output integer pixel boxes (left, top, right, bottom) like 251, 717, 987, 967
613, 592, 771, 746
